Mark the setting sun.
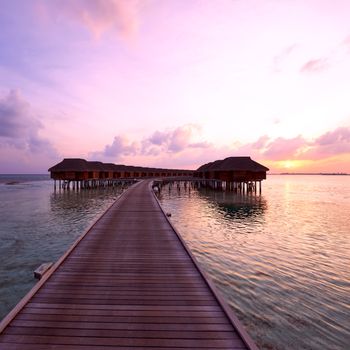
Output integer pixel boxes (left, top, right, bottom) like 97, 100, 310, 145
283, 160, 294, 169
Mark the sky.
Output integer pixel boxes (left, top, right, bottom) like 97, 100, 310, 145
0, 0, 350, 173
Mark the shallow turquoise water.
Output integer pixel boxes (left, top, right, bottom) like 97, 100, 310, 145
158, 175, 350, 350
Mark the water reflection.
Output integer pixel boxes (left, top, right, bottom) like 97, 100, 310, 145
196, 188, 267, 220
50, 186, 123, 213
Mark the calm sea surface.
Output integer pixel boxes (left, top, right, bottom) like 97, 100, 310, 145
0, 174, 349, 349
159, 175, 350, 350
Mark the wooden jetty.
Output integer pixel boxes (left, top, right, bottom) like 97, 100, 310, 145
0, 180, 258, 349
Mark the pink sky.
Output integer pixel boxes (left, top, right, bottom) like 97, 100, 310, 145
0, 0, 350, 173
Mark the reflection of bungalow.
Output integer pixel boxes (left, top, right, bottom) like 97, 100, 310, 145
195, 156, 269, 193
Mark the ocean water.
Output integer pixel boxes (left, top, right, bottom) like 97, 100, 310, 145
158, 175, 350, 350
0, 175, 128, 320
0, 175, 349, 350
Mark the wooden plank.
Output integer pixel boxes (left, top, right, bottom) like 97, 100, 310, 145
27, 302, 223, 312
0, 343, 245, 350
29, 297, 219, 306
15, 313, 228, 324
5, 326, 239, 340
32, 292, 216, 301
33, 289, 213, 297
22, 307, 225, 317
0, 334, 246, 348
9, 320, 234, 332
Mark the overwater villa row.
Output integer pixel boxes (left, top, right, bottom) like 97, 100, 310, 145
48, 158, 194, 189
49, 156, 269, 193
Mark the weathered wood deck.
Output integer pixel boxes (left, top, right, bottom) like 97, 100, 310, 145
0, 180, 258, 349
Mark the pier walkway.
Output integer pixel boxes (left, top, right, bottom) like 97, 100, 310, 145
0, 180, 257, 349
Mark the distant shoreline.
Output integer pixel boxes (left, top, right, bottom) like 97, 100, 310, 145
0, 174, 50, 185
269, 173, 349, 176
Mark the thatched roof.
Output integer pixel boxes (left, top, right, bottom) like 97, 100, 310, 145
86, 161, 105, 171
48, 159, 194, 174
48, 158, 89, 172
197, 157, 269, 172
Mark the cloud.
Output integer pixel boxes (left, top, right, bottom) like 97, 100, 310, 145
300, 58, 329, 73
144, 124, 203, 153
0, 89, 57, 157
92, 124, 210, 163
263, 136, 306, 160
149, 131, 166, 146
103, 136, 138, 157
251, 135, 270, 149
0, 90, 37, 138
166, 125, 194, 152
47, 0, 141, 40
90, 123, 350, 171
316, 127, 350, 146
256, 127, 350, 161
189, 141, 211, 149
303, 127, 350, 158
298, 36, 350, 75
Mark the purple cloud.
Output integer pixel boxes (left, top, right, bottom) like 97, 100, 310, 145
92, 124, 210, 162
103, 136, 138, 158
149, 130, 167, 146
168, 126, 192, 152
189, 141, 211, 149
146, 124, 202, 153
0, 90, 36, 138
0, 89, 57, 157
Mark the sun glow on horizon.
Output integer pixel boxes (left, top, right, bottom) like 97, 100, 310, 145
267, 159, 312, 173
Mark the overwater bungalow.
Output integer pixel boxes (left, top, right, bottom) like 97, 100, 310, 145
48, 157, 267, 192
195, 156, 269, 193
48, 158, 90, 181
48, 158, 194, 190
